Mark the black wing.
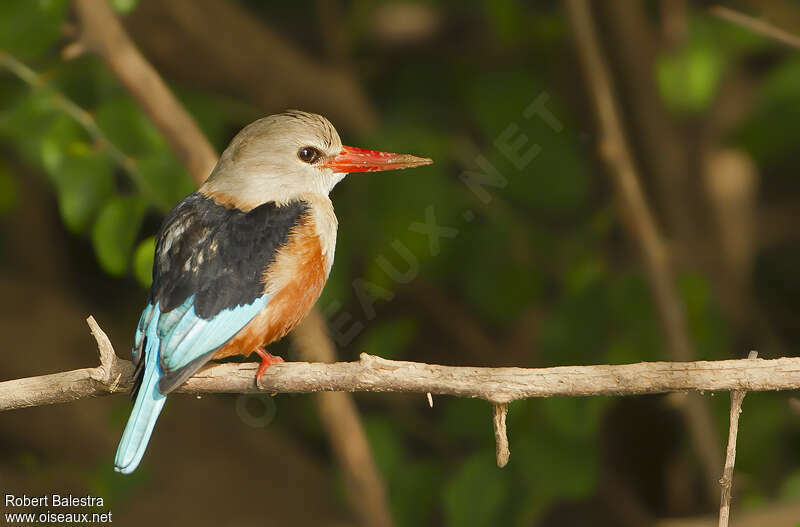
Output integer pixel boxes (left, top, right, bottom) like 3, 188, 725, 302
149, 192, 309, 318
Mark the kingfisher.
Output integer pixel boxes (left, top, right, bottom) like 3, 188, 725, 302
114, 110, 432, 474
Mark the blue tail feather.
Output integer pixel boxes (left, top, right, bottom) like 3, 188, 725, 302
114, 307, 166, 474
115, 295, 270, 473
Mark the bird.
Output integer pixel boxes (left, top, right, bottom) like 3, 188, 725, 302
114, 110, 432, 474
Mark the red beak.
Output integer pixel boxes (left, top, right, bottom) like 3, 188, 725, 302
321, 145, 433, 174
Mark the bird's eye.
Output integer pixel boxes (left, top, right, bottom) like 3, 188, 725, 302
297, 146, 322, 164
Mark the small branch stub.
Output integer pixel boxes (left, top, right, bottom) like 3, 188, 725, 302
718, 350, 758, 527
493, 403, 510, 468
87, 316, 116, 379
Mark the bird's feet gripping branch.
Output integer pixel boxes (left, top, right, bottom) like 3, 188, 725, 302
254, 346, 284, 382
114, 110, 432, 475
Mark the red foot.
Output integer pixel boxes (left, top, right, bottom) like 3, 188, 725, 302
254, 346, 284, 382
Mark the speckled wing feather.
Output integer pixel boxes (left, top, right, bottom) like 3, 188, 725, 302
132, 192, 309, 394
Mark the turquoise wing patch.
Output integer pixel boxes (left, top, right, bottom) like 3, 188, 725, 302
145, 294, 271, 393
158, 294, 270, 373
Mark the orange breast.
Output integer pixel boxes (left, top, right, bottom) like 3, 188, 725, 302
212, 219, 328, 359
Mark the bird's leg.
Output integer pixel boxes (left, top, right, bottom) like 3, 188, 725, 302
254, 346, 284, 381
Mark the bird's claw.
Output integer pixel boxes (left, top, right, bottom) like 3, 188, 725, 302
254, 346, 284, 384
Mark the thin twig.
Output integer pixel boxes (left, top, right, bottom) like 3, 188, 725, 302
2, 318, 799, 413
718, 350, 758, 527
710, 5, 800, 49
660, 502, 800, 527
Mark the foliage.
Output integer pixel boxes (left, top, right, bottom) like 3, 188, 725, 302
1, 1, 800, 526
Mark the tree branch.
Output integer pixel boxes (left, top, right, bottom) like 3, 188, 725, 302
710, 5, 800, 49
122, 0, 378, 134
717, 351, 756, 527
4, 318, 799, 413
70, 0, 218, 184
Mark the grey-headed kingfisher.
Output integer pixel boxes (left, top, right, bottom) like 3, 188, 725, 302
114, 110, 432, 473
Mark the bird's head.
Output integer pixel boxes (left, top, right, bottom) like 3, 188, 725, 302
201, 110, 432, 209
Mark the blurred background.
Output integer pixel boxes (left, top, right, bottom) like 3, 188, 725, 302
1, 1, 800, 526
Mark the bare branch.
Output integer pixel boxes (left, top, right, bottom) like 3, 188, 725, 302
718, 351, 757, 527
710, 5, 800, 49
2, 319, 798, 413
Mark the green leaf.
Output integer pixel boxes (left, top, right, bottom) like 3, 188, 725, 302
444, 452, 509, 527
50, 150, 114, 233
734, 57, 800, 164
656, 15, 766, 114
137, 149, 195, 209
91, 195, 147, 276
109, 0, 139, 14
0, 88, 61, 163
37, 112, 93, 174
657, 43, 722, 113
94, 97, 165, 156
133, 236, 155, 288
0, 0, 68, 59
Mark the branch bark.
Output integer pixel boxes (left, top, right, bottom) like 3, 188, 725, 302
4, 318, 799, 413
122, 0, 378, 134
717, 351, 756, 527
710, 5, 800, 49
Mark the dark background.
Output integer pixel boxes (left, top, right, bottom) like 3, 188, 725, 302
1, 1, 800, 526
